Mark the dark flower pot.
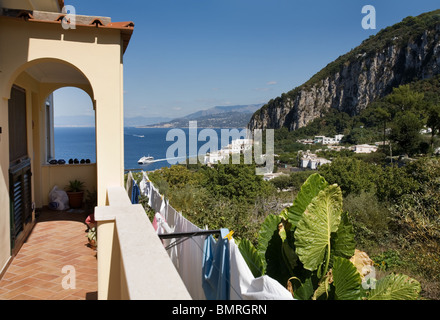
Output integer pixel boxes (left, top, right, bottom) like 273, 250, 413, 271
67, 191, 84, 209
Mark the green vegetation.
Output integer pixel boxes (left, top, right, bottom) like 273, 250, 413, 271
262, 76, 440, 299
143, 163, 287, 245
317, 157, 440, 299
238, 174, 421, 300
272, 76, 440, 161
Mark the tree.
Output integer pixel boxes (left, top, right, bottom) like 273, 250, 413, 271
386, 85, 424, 116
375, 107, 391, 149
427, 104, 440, 151
389, 111, 423, 155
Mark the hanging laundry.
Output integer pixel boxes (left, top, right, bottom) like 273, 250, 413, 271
228, 238, 294, 300
159, 204, 207, 300
142, 171, 294, 301
202, 229, 230, 300
126, 171, 134, 199
131, 180, 140, 204
139, 172, 153, 206
153, 212, 173, 235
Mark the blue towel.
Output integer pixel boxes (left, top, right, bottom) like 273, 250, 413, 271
202, 228, 230, 300
131, 181, 140, 204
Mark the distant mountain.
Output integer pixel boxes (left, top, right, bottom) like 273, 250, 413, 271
142, 104, 264, 128
182, 104, 264, 120
54, 115, 95, 127
124, 116, 173, 127
55, 115, 174, 127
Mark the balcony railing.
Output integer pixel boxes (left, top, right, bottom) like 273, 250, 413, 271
94, 186, 192, 300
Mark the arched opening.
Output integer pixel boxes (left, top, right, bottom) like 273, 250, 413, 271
6, 58, 97, 222
51, 87, 96, 164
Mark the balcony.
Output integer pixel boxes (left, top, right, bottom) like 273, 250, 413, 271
0, 208, 97, 300
0, 186, 191, 300
95, 186, 191, 300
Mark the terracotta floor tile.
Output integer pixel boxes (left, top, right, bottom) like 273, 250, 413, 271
0, 208, 97, 300
11, 293, 40, 300
33, 272, 60, 282
0, 285, 34, 300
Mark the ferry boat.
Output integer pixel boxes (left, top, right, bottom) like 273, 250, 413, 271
138, 156, 154, 164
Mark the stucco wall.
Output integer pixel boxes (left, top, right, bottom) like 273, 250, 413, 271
0, 16, 126, 274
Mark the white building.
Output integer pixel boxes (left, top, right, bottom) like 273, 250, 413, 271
353, 144, 378, 154
229, 138, 253, 153
299, 151, 332, 170
262, 172, 288, 181
314, 134, 344, 145
204, 150, 229, 164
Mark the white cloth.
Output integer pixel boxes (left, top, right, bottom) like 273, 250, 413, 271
142, 171, 294, 300
229, 238, 294, 300
125, 171, 134, 199
161, 204, 207, 300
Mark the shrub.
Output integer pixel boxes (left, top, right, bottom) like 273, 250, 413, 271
343, 191, 391, 248
238, 173, 421, 300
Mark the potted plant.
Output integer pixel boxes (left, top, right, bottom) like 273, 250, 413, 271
87, 227, 97, 249
65, 179, 85, 209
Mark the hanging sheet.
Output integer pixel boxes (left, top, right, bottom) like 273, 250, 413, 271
140, 171, 294, 300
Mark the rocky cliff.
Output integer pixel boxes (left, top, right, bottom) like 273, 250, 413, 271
249, 10, 440, 131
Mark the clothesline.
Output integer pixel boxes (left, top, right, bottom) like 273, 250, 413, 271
126, 170, 294, 301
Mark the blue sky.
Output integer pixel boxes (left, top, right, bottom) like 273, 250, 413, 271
54, 0, 440, 124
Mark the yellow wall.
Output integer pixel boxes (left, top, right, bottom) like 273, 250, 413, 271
0, 17, 127, 274
41, 164, 97, 206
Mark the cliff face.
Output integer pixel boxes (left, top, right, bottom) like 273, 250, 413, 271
249, 18, 440, 131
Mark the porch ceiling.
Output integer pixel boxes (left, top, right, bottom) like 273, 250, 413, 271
25, 61, 90, 85
0, 0, 61, 12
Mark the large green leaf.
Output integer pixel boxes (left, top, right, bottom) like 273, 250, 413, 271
288, 173, 329, 227
278, 219, 298, 274
367, 273, 421, 300
291, 276, 314, 300
332, 257, 362, 300
237, 239, 265, 278
257, 214, 282, 260
294, 184, 343, 272
331, 212, 356, 260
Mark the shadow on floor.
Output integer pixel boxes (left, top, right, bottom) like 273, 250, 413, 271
36, 206, 92, 224
86, 291, 98, 300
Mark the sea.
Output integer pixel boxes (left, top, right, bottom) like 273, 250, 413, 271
54, 127, 236, 172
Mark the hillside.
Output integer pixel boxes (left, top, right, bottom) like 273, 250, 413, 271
249, 9, 440, 131
143, 103, 263, 128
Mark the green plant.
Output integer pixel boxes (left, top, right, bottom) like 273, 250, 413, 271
343, 191, 391, 247
87, 227, 96, 242
372, 250, 404, 272
85, 188, 97, 210
87, 227, 97, 249
239, 173, 421, 300
65, 179, 85, 192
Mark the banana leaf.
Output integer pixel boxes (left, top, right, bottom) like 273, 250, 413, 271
367, 273, 421, 300
287, 173, 328, 227
331, 212, 356, 260
294, 184, 343, 272
237, 238, 265, 278
332, 256, 362, 300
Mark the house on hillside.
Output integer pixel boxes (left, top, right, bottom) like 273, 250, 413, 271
314, 134, 344, 145
353, 144, 378, 153
299, 151, 331, 170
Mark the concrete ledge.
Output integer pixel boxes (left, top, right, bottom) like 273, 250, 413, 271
95, 186, 191, 300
